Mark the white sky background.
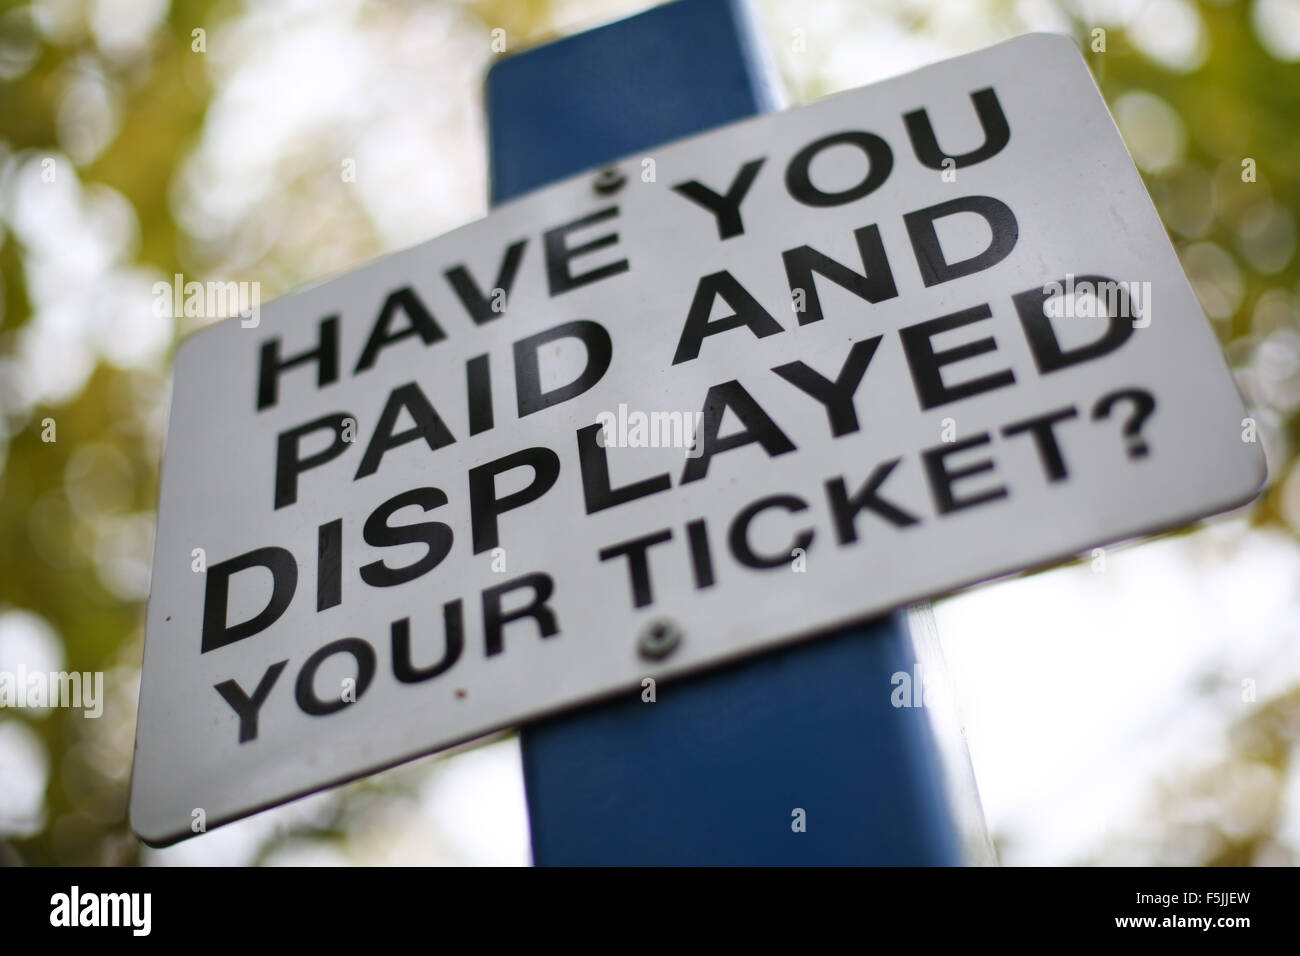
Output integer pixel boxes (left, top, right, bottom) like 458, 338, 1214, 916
3, 0, 1298, 865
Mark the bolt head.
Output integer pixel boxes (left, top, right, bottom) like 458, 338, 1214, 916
638, 619, 682, 660
593, 167, 627, 194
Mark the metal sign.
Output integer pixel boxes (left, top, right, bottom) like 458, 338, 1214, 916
132, 33, 1264, 844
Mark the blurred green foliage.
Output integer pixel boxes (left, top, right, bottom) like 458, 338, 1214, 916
1, 0, 219, 865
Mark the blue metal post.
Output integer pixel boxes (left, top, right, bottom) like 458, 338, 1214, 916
486, 0, 989, 865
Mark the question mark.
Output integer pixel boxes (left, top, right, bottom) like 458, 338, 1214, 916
1091, 388, 1156, 458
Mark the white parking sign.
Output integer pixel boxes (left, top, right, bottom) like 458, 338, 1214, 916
132, 33, 1264, 845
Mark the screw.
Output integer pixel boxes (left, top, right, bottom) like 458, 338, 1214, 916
593, 167, 626, 194
638, 619, 682, 661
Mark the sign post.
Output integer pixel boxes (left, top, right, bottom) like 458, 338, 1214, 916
487, 0, 989, 865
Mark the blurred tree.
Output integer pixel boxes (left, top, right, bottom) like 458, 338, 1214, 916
1, 0, 222, 865
1067, 0, 1300, 867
